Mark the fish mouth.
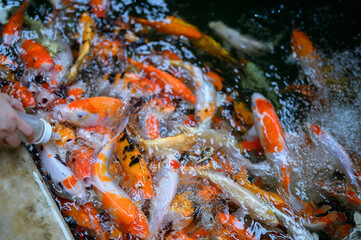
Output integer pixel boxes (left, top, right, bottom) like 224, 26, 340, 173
251, 92, 266, 104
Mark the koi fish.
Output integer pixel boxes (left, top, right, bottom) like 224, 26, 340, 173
169, 192, 195, 230
56, 96, 125, 128
67, 82, 87, 102
0, 53, 17, 82
166, 231, 193, 240
307, 123, 360, 190
139, 132, 197, 157
170, 60, 217, 128
181, 126, 254, 171
148, 154, 180, 239
66, 12, 96, 86
115, 131, 153, 199
1, 81, 35, 108
67, 146, 95, 186
39, 143, 88, 201
128, 58, 196, 104
131, 16, 202, 40
89, 0, 107, 18
99, 72, 161, 98
233, 165, 286, 209
191, 33, 236, 63
51, 123, 76, 150
252, 92, 305, 211
272, 208, 319, 240
1, 1, 27, 45
208, 21, 275, 55
198, 170, 279, 227
89, 135, 149, 238
76, 126, 113, 151
56, 197, 106, 239
216, 212, 257, 240
291, 29, 323, 88
20, 39, 55, 71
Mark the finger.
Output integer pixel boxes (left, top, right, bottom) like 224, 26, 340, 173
9, 97, 25, 113
4, 133, 21, 148
16, 116, 34, 144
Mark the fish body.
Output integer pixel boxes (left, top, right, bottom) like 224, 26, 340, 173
1, 81, 35, 108
56, 197, 106, 239
208, 21, 273, 55
132, 16, 202, 39
148, 155, 180, 239
170, 60, 217, 128
291, 29, 323, 88
56, 97, 125, 127
115, 131, 153, 199
307, 123, 360, 190
1, 1, 27, 45
199, 170, 279, 227
39, 143, 88, 201
128, 58, 196, 104
90, 136, 149, 238
216, 212, 257, 240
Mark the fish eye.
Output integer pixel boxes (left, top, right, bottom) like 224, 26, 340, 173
78, 112, 85, 119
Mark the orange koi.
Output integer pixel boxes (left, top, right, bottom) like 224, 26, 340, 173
204, 70, 223, 91
51, 123, 76, 150
1, 1, 27, 45
166, 231, 193, 240
217, 212, 257, 240
89, 0, 107, 18
291, 29, 323, 88
1, 82, 35, 108
68, 146, 94, 184
67, 82, 86, 102
90, 136, 149, 238
56, 96, 125, 127
128, 58, 196, 104
145, 113, 161, 139
115, 131, 153, 199
56, 197, 106, 239
131, 16, 202, 39
93, 39, 120, 65
291, 29, 318, 60
169, 192, 195, 229
20, 39, 54, 70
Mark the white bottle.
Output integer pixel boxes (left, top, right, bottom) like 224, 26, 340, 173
16, 111, 54, 144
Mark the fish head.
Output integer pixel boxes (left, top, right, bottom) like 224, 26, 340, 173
56, 104, 99, 127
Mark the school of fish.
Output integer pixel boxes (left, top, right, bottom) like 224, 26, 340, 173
0, 1, 360, 240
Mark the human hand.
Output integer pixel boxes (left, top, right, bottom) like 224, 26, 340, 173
0, 93, 34, 147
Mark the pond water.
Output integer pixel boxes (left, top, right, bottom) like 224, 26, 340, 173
1, 0, 360, 239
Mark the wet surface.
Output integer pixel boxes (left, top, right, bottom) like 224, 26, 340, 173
0, 145, 74, 240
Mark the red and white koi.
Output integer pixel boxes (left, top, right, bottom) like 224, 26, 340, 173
307, 123, 360, 191
39, 143, 88, 201
252, 92, 305, 211
148, 154, 180, 239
